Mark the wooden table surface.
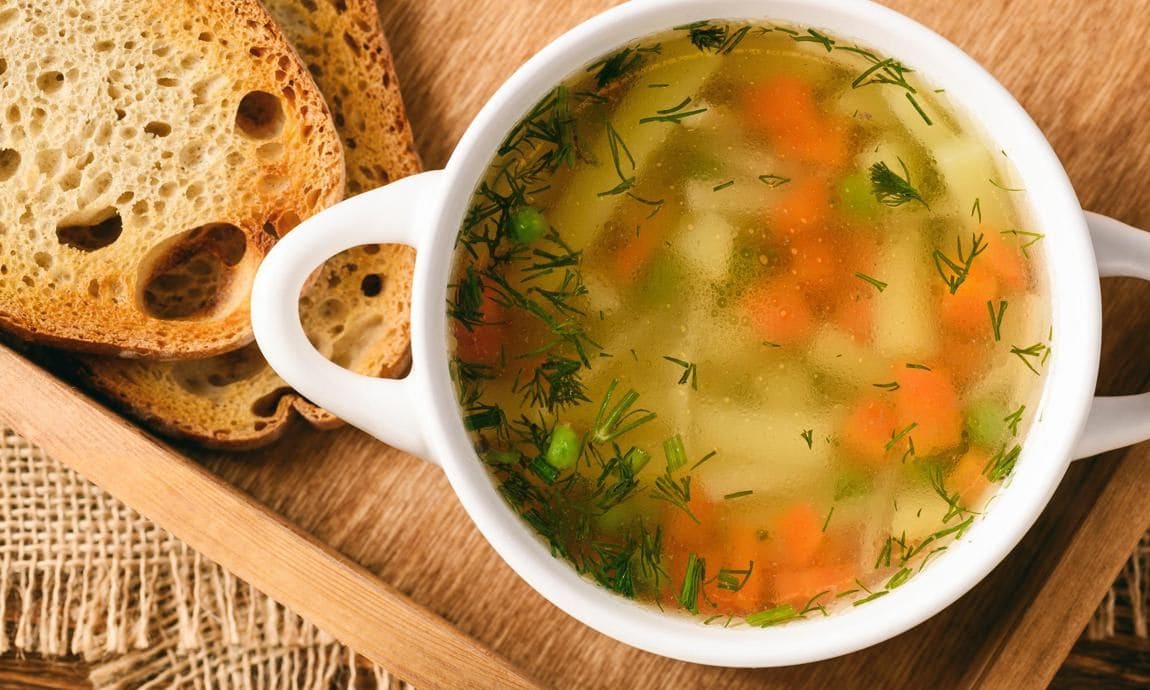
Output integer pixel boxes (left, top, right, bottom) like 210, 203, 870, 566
6, 0, 1150, 688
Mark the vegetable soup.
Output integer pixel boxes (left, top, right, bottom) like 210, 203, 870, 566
447, 20, 1049, 626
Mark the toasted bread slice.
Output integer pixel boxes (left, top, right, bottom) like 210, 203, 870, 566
0, 0, 344, 358
71, 0, 421, 448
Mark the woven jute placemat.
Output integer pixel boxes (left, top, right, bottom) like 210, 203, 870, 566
0, 424, 1138, 686
0, 428, 409, 689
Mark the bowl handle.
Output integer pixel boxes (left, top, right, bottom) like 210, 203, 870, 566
251, 171, 445, 461
1074, 212, 1150, 460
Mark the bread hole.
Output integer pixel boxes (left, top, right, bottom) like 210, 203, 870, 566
94, 39, 114, 52
36, 149, 61, 176
158, 182, 176, 198
301, 0, 318, 11
254, 421, 268, 432
235, 91, 284, 140
342, 32, 360, 56
153, 45, 171, 58
256, 142, 283, 161
329, 315, 384, 369
318, 298, 347, 321
281, 85, 295, 103
0, 149, 20, 181
259, 175, 288, 194
33, 252, 51, 269
226, 151, 243, 167
250, 47, 266, 58
22, 276, 33, 287
5, 106, 18, 123
138, 223, 249, 320
116, 191, 134, 205
331, 1, 349, 14
87, 279, 99, 298
0, 58, 6, 76
172, 343, 265, 395
251, 387, 294, 417
132, 200, 148, 217
144, 121, 171, 137
179, 143, 204, 168
0, 9, 17, 28
37, 70, 64, 94
114, 108, 126, 121
262, 222, 277, 239
346, 137, 357, 150
156, 76, 177, 87
360, 274, 383, 297
362, 244, 381, 255
56, 209, 123, 252
58, 170, 81, 192
184, 183, 202, 201
197, 32, 213, 42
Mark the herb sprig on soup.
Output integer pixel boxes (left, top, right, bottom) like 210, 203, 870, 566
447, 20, 1049, 627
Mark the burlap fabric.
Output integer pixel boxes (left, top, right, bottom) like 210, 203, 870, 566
0, 424, 1139, 686
0, 428, 409, 689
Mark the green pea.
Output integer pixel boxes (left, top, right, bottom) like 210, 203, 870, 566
510, 206, 549, 244
837, 171, 880, 220
965, 399, 1009, 447
545, 423, 581, 471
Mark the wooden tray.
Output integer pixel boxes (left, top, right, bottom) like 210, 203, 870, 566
4, 0, 1150, 687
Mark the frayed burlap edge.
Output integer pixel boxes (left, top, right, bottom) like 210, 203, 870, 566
0, 428, 410, 689
1086, 533, 1149, 640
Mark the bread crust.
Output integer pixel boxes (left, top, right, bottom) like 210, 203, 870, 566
0, 0, 345, 358
72, 0, 422, 448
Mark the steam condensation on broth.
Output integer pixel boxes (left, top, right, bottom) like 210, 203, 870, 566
447, 20, 1050, 626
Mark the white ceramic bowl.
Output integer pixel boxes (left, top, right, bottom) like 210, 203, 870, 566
250, 0, 1150, 668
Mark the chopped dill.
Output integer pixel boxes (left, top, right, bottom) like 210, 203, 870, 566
984, 444, 1022, 482
927, 463, 972, 524
792, 28, 836, 52
801, 429, 815, 449
587, 44, 662, 89
1001, 229, 1045, 256
886, 422, 918, 452
989, 178, 1025, 192
518, 356, 591, 411
1011, 342, 1048, 375
873, 381, 901, 391
854, 272, 888, 292
648, 82, 671, 89
988, 300, 1008, 342
886, 568, 913, 590
591, 379, 656, 444
677, 553, 705, 613
763, 341, 782, 348
713, 180, 736, 192
639, 97, 709, 125
724, 490, 754, 500
447, 266, 487, 330
663, 356, 700, 390
971, 198, 982, 223
758, 174, 791, 188
463, 404, 505, 432
870, 159, 928, 208
822, 506, 835, 532
933, 233, 987, 294
690, 450, 718, 471
714, 562, 754, 592
906, 363, 932, 371
853, 591, 890, 607
746, 604, 798, 628
1004, 405, 1026, 436
599, 122, 636, 197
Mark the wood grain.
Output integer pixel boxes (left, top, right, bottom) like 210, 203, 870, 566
0, 350, 540, 690
3, 0, 1150, 688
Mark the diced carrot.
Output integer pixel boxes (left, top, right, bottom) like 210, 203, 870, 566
833, 290, 874, 342
767, 502, 825, 568
950, 449, 992, 506
981, 227, 1029, 294
772, 564, 854, 608
939, 268, 1000, 336
772, 177, 830, 236
610, 206, 673, 283
709, 525, 773, 615
743, 278, 815, 346
453, 286, 506, 365
743, 75, 850, 168
895, 367, 963, 456
786, 230, 838, 293
945, 337, 992, 388
841, 395, 897, 467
